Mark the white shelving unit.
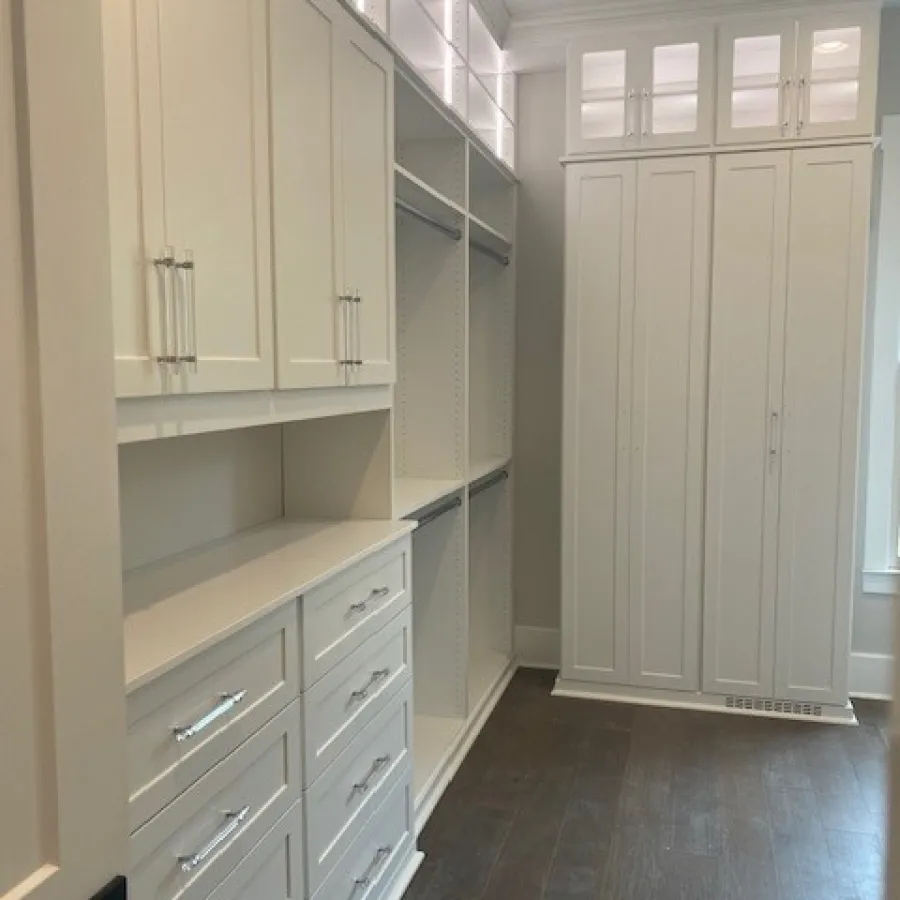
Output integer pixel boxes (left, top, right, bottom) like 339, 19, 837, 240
392, 74, 517, 832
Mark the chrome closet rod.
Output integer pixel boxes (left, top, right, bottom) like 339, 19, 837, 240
470, 239, 510, 267
395, 198, 462, 241
412, 496, 462, 530
468, 469, 509, 499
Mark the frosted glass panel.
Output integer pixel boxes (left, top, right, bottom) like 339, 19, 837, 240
653, 94, 697, 134
581, 49, 626, 139
809, 27, 861, 124
469, 69, 512, 164
653, 43, 699, 94
469, 3, 503, 102
582, 100, 626, 139
732, 87, 780, 129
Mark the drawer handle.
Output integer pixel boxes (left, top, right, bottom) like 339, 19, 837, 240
352, 754, 392, 795
350, 668, 390, 701
349, 586, 391, 614
178, 805, 251, 872
354, 845, 392, 888
172, 690, 247, 743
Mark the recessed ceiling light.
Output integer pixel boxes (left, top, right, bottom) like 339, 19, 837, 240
815, 40, 849, 54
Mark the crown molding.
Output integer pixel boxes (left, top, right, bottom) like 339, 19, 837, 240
505, 0, 881, 71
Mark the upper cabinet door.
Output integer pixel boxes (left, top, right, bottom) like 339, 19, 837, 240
338, 21, 395, 387
717, 19, 797, 145
270, 0, 346, 390
639, 26, 715, 149
795, 10, 880, 141
136, 0, 275, 395
567, 35, 643, 154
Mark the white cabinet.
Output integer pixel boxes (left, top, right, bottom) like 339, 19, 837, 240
108, 0, 275, 397
562, 156, 710, 691
704, 146, 872, 707
271, 0, 395, 390
717, 10, 879, 144
566, 26, 715, 155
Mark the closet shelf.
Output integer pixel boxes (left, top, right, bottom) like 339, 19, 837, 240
469, 213, 512, 253
395, 163, 466, 223
394, 476, 465, 519
123, 518, 415, 693
468, 455, 511, 485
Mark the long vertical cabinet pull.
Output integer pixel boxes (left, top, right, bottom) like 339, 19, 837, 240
338, 293, 354, 373
796, 75, 808, 135
153, 246, 178, 368
353, 292, 363, 367
780, 77, 793, 135
768, 411, 780, 470
627, 90, 637, 138
177, 249, 198, 371
641, 89, 650, 137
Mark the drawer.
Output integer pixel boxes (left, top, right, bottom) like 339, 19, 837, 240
130, 702, 301, 900
206, 802, 304, 900
128, 604, 299, 832
302, 536, 411, 688
313, 771, 415, 900
304, 606, 412, 785
305, 680, 412, 893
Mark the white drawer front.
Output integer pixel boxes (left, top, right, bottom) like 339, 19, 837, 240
207, 802, 304, 900
128, 604, 299, 832
305, 681, 412, 893
302, 537, 411, 688
313, 772, 415, 900
130, 702, 301, 900
304, 607, 412, 785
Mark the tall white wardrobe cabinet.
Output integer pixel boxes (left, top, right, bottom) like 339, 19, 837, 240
561, 145, 872, 715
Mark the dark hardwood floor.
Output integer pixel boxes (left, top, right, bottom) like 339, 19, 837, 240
403, 669, 890, 900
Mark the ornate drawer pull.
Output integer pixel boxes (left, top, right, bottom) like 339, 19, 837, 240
349, 586, 391, 614
172, 690, 247, 742
178, 805, 251, 872
354, 845, 392, 888
350, 668, 390, 701
352, 755, 392, 795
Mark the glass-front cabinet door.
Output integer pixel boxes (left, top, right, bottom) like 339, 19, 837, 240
640, 27, 714, 149
717, 19, 796, 144
795, 10, 879, 140
567, 35, 641, 153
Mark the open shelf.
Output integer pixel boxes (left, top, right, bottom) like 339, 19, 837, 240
468, 455, 511, 485
414, 714, 465, 801
394, 477, 465, 519
396, 163, 465, 223
469, 213, 512, 262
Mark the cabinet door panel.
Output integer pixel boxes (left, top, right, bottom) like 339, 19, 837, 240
775, 146, 872, 705
561, 162, 636, 685
271, 0, 345, 389
796, 11, 879, 140
629, 156, 710, 692
717, 18, 797, 145
704, 152, 790, 698
149, 0, 274, 393
339, 23, 395, 386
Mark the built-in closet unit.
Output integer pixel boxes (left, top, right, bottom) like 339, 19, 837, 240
560, 3, 877, 722
391, 68, 517, 830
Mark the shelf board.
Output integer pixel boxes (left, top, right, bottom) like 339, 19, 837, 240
122, 517, 415, 693
394, 476, 465, 519
468, 455, 511, 486
414, 714, 465, 802
469, 649, 513, 715
395, 163, 465, 228
469, 213, 512, 258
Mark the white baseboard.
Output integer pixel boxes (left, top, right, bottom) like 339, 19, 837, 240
849, 652, 893, 700
514, 625, 560, 670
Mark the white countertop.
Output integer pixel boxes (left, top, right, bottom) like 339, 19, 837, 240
123, 518, 415, 693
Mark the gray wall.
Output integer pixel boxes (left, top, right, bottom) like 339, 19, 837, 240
512, 13, 900, 653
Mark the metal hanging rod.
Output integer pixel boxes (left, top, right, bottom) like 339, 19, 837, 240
412, 496, 462, 530
470, 239, 510, 267
469, 469, 509, 499
395, 198, 462, 241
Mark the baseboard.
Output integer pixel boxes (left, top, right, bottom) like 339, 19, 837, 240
514, 625, 560, 670
849, 652, 893, 700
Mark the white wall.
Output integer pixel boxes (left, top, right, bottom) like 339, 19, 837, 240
119, 427, 284, 573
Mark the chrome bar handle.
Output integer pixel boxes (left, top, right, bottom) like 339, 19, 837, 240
641, 88, 650, 137
178, 806, 251, 872
780, 76, 793, 135
153, 248, 176, 367
349, 586, 391, 614
797, 75, 807, 135
352, 755, 391, 795
353, 292, 363, 367
172, 690, 247, 743
350, 668, 390, 701
353, 846, 392, 888
175, 249, 198, 371
339, 293, 353, 368
626, 89, 637, 138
